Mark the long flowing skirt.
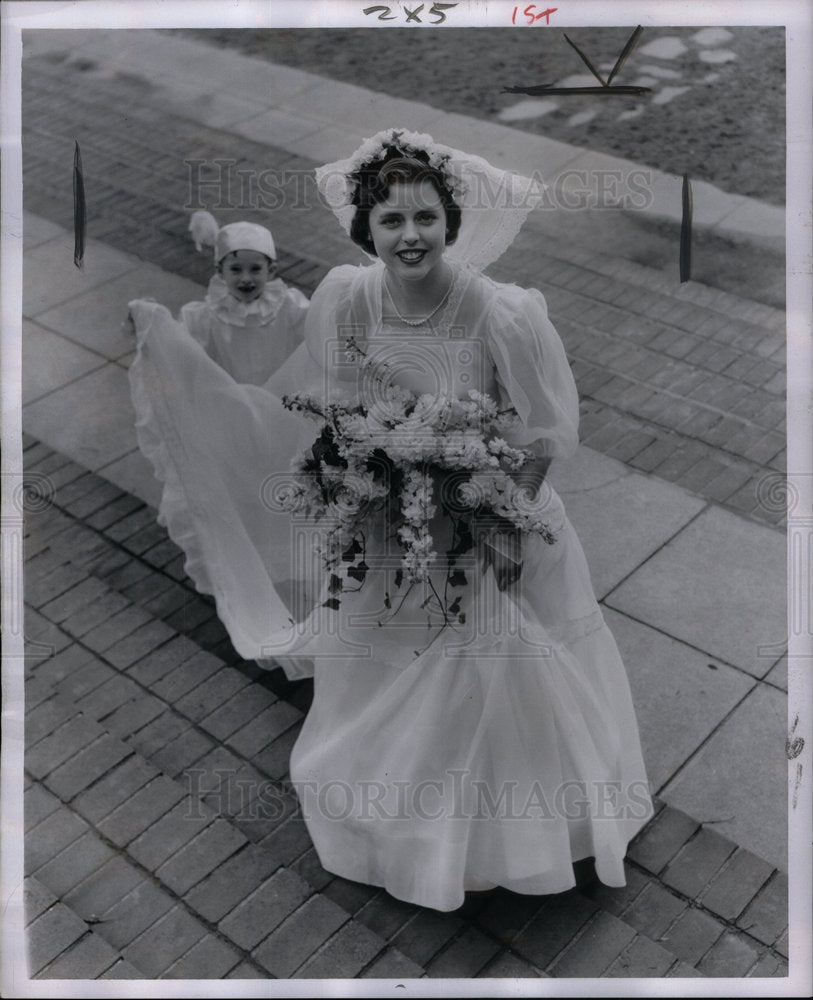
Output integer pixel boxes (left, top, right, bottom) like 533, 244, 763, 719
129, 299, 652, 911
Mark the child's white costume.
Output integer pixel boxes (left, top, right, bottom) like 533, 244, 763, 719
182, 213, 308, 386
127, 212, 313, 629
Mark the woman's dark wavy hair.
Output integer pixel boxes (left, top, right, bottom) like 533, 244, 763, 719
349, 145, 462, 256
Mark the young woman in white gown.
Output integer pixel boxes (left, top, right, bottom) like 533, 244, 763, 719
128, 128, 652, 913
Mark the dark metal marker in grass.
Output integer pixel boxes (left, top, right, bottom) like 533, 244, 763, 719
73, 140, 86, 269
563, 31, 608, 87
606, 24, 644, 86
503, 84, 651, 96
504, 25, 651, 98
680, 173, 692, 283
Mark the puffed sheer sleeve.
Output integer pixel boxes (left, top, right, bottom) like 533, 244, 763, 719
304, 264, 363, 379
487, 283, 580, 459
265, 264, 363, 397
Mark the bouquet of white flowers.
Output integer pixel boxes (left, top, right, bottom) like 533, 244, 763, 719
279, 348, 560, 591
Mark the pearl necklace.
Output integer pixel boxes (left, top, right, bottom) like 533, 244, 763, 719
384, 270, 454, 328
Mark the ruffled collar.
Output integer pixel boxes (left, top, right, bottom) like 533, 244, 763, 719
204, 274, 288, 327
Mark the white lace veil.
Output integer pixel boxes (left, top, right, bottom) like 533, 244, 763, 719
314, 128, 546, 272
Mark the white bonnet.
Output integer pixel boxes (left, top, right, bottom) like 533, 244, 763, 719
189, 211, 276, 263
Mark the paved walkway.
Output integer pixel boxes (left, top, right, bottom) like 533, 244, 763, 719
20, 435, 789, 981
13, 28, 794, 985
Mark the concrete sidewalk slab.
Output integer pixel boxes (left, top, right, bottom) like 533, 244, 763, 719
231, 107, 326, 149
23, 233, 137, 317
23, 363, 138, 473
718, 199, 788, 248
661, 683, 788, 871
162, 49, 322, 107
766, 655, 787, 692
556, 149, 754, 233
21, 320, 106, 406
22, 213, 65, 251
549, 449, 706, 600
429, 110, 586, 178
604, 505, 786, 677
604, 607, 755, 792
38, 265, 204, 361
155, 80, 269, 133
92, 31, 323, 106
255, 75, 446, 137
279, 123, 368, 167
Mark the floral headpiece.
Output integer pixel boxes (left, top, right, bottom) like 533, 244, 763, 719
316, 128, 547, 271
333, 128, 467, 205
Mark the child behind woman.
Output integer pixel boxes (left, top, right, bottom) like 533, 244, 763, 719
126, 210, 316, 637
180, 210, 308, 386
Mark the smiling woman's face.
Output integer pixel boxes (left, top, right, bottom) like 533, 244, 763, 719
368, 179, 448, 283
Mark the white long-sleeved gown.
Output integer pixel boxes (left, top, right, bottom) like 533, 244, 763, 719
128, 259, 652, 912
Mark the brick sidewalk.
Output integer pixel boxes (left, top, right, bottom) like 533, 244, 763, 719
22, 436, 789, 980
22, 51, 786, 527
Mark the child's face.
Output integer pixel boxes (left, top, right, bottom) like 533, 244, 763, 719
219, 250, 273, 303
